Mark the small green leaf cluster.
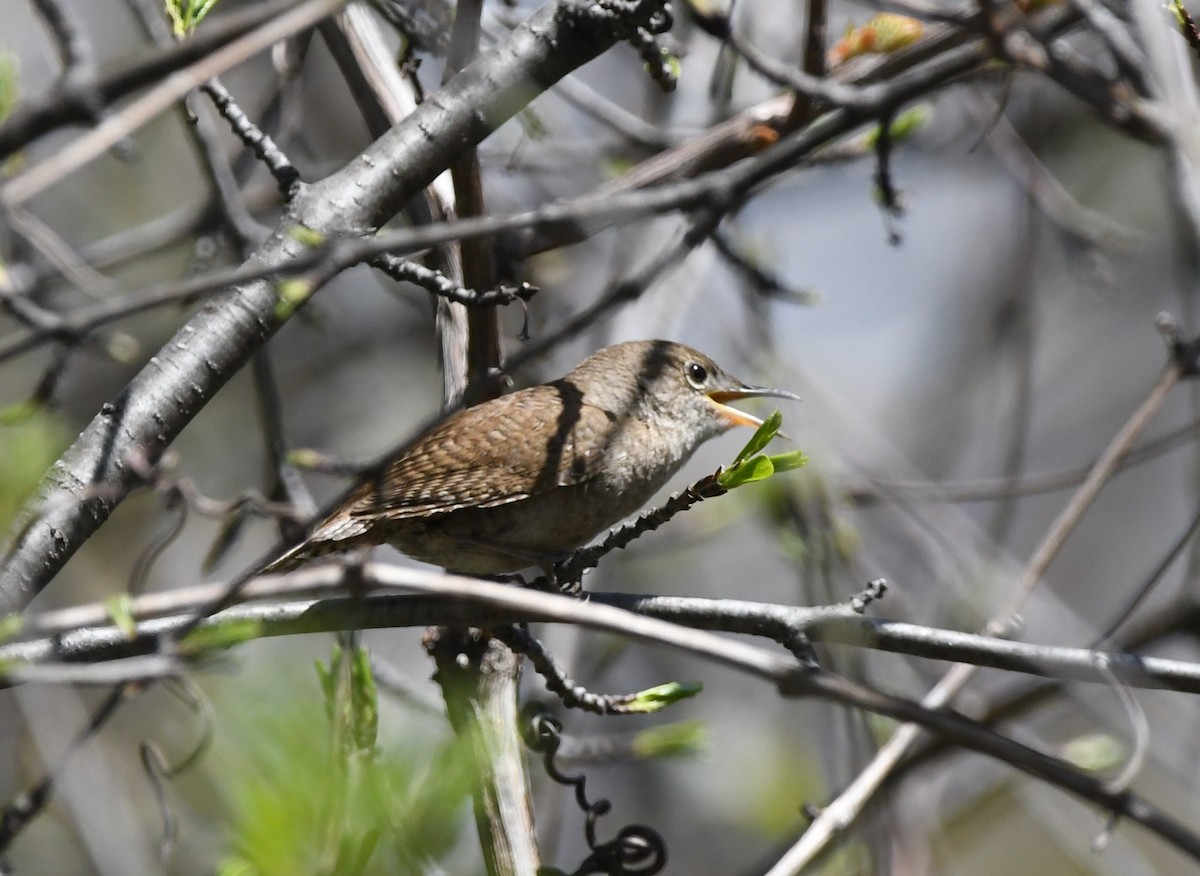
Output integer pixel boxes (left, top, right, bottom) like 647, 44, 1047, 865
717, 410, 808, 489
165, 0, 222, 37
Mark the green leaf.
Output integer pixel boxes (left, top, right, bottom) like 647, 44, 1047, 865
103, 331, 141, 364
719, 454, 775, 489
349, 646, 378, 752
105, 593, 137, 639
624, 681, 702, 714
274, 278, 313, 320
215, 857, 257, 876
288, 224, 326, 247
517, 107, 549, 140
0, 53, 18, 124
1061, 732, 1126, 773
0, 409, 68, 527
286, 448, 324, 469
864, 105, 931, 149
178, 618, 263, 655
766, 450, 808, 473
0, 613, 22, 644
662, 50, 682, 81
732, 409, 783, 465
315, 646, 338, 707
631, 720, 707, 759
319, 644, 379, 756
202, 508, 249, 573
599, 155, 635, 179
0, 399, 40, 426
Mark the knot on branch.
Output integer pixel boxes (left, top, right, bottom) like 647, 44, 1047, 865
559, 0, 672, 37
558, 0, 678, 92
1158, 312, 1200, 377
849, 578, 887, 613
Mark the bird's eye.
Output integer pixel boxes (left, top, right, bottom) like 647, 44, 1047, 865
685, 361, 708, 388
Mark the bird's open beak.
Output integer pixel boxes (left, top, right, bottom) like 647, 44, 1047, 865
706, 385, 801, 428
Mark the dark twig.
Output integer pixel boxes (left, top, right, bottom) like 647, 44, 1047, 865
1067, 0, 1147, 91
181, 86, 271, 249
1172, 0, 1200, 58
543, 471, 727, 590
873, 109, 904, 244
626, 23, 678, 93
250, 349, 316, 547
493, 625, 650, 714
711, 228, 818, 304
0, 0, 316, 159
31, 0, 107, 136
551, 75, 682, 149
200, 79, 301, 198
1097, 501, 1200, 643
370, 254, 538, 307
139, 742, 177, 864
128, 489, 188, 595
367, 0, 453, 52
0, 684, 132, 853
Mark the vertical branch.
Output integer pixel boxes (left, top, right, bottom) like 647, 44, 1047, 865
443, 0, 502, 396
425, 630, 541, 876
785, 0, 827, 128
429, 5, 539, 876
322, 1, 471, 405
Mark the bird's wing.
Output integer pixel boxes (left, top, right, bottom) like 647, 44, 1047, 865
344, 384, 619, 520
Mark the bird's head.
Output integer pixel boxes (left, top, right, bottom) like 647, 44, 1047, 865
571, 340, 799, 447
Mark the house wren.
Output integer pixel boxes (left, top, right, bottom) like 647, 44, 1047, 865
268, 340, 796, 575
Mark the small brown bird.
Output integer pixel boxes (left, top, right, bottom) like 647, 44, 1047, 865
268, 340, 796, 575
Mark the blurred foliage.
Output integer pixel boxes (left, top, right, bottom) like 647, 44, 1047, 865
631, 719, 707, 759
316, 643, 379, 759
104, 593, 137, 639
0, 612, 22, 643
758, 468, 861, 570
828, 12, 924, 67
1060, 732, 1127, 774
0, 52, 17, 123
179, 617, 266, 655
863, 104, 932, 149
0, 407, 68, 528
214, 653, 471, 876
737, 735, 824, 839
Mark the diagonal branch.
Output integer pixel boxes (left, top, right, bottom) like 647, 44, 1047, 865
0, 0, 670, 614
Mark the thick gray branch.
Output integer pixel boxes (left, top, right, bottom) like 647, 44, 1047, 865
0, 0, 656, 613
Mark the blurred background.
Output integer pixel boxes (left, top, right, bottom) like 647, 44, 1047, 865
2, 0, 1199, 873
